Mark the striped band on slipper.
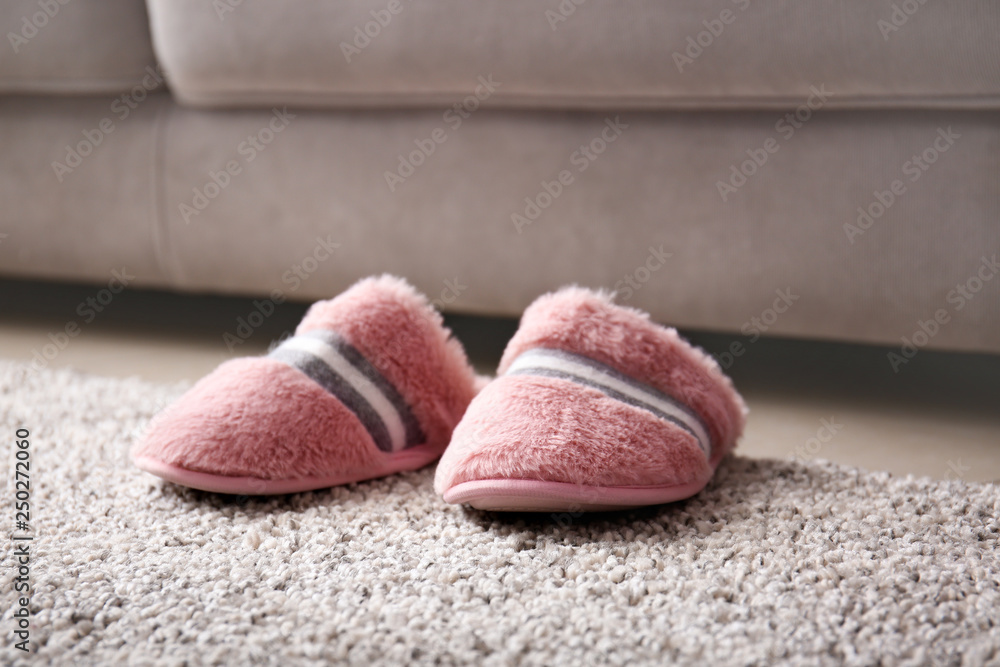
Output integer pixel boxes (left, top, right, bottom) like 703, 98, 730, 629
269, 329, 425, 453
505, 347, 712, 458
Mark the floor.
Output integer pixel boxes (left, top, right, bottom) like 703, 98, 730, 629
2, 277, 998, 482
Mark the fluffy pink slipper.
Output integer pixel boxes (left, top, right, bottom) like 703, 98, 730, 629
132, 275, 479, 495
434, 287, 748, 512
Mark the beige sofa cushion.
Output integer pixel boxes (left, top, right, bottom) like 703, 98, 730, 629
1, 0, 156, 94
2, 95, 998, 353
147, 0, 1000, 109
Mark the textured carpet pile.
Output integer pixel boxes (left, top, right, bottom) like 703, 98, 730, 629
1, 360, 998, 666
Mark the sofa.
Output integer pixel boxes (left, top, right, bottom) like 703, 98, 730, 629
2, 0, 998, 353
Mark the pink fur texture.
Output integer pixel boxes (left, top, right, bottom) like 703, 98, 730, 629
132, 359, 383, 480
435, 287, 747, 496
133, 275, 478, 488
296, 275, 479, 450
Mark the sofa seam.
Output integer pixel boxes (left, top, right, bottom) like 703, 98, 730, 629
148, 96, 180, 286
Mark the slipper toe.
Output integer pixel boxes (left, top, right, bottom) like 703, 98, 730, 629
132, 357, 393, 494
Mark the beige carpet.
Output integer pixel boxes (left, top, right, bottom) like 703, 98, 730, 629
2, 360, 998, 666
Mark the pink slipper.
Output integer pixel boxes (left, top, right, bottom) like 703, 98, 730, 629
434, 287, 747, 512
132, 275, 479, 495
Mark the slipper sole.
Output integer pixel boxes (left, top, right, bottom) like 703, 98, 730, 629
134, 446, 439, 495
442, 476, 712, 512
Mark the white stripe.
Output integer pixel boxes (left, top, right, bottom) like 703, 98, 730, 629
279, 336, 407, 452
507, 349, 711, 456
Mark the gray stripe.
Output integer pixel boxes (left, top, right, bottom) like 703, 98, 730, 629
301, 330, 425, 448
269, 347, 394, 453
507, 348, 712, 457
529, 348, 706, 431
